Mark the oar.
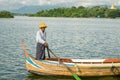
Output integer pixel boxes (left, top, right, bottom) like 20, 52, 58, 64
47, 47, 81, 80
61, 61, 81, 80
46, 46, 51, 58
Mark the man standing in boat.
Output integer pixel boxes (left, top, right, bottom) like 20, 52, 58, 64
36, 22, 48, 60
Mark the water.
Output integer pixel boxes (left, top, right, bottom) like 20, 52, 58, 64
0, 16, 120, 80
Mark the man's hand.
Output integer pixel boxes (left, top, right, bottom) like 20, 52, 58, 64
44, 42, 48, 47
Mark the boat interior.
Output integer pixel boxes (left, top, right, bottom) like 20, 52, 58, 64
45, 58, 120, 64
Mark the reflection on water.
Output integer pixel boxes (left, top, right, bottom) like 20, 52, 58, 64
26, 73, 120, 80
26, 73, 75, 80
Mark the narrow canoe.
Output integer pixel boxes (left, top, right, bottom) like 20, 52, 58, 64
22, 42, 120, 76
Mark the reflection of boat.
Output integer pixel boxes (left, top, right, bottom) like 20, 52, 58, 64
22, 41, 120, 76
26, 74, 74, 80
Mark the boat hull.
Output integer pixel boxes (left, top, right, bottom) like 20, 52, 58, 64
25, 56, 120, 76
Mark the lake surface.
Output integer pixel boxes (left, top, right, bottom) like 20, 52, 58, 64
0, 16, 120, 80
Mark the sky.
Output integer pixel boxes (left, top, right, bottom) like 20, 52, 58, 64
0, 0, 120, 10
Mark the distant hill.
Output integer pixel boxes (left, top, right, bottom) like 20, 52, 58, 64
10, 5, 71, 14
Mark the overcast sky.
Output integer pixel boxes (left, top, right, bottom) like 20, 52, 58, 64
0, 0, 120, 10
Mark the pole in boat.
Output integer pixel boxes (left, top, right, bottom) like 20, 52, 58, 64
47, 47, 81, 80
46, 46, 50, 58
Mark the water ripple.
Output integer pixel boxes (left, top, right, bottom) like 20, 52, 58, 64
0, 16, 120, 80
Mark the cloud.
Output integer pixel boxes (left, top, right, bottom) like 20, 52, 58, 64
37, 0, 119, 6
75, 0, 112, 6
0, 0, 120, 10
38, 0, 74, 5
117, 0, 120, 5
0, 0, 38, 10
20, 0, 39, 5
0, 0, 24, 10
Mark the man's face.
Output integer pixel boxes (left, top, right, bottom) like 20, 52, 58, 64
41, 27, 46, 32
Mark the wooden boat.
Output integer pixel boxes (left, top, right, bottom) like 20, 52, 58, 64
22, 41, 120, 76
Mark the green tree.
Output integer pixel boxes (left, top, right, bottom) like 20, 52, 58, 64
105, 9, 120, 18
0, 11, 14, 18
28, 6, 120, 18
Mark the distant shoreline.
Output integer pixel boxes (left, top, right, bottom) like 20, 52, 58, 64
13, 15, 120, 19
28, 6, 120, 18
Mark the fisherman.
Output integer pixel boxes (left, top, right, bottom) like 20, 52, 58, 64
36, 22, 48, 60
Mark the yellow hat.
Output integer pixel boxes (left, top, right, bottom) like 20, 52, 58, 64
39, 22, 47, 28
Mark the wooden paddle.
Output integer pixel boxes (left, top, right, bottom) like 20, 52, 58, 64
46, 47, 81, 80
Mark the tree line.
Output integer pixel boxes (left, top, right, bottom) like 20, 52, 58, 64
29, 6, 120, 18
0, 11, 14, 18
